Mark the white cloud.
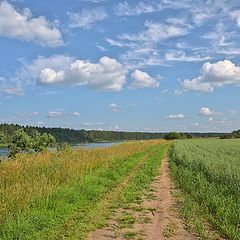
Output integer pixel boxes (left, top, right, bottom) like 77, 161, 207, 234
69, 8, 107, 29
181, 79, 214, 93
119, 21, 188, 43
192, 122, 199, 127
0, 55, 74, 96
105, 38, 125, 48
130, 70, 160, 89
199, 107, 223, 117
22, 55, 75, 78
70, 111, 81, 116
14, 111, 39, 119
191, 6, 215, 26
110, 103, 121, 112
0, 1, 63, 46
96, 44, 108, 52
165, 50, 211, 62
166, 17, 191, 28
107, 20, 189, 68
39, 91, 60, 96
120, 47, 169, 69
83, 122, 91, 126
174, 89, 183, 95
38, 56, 127, 91
47, 111, 80, 118
181, 60, 240, 92
1, 55, 128, 95
165, 114, 185, 119
47, 111, 64, 118
199, 107, 212, 116
208, 117, 213, 122
114, 1, 162, 16
114, 125, 120, 130
0, 85, 24, 96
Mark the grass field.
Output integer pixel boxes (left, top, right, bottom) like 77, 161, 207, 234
0, 140, 169, 239
170, 139, 240, 240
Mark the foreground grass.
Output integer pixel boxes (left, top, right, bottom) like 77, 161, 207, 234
0, 140, 168, 239
170, 139, 240, 240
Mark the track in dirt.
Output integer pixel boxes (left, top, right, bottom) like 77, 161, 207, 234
88, 156, 197, 240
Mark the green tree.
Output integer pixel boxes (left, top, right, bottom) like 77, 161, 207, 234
8, 129, 56, 157
164, 132, 187, 140
8, 129, 32, 157
31, 132, 56, 152
0, 131, 6, 144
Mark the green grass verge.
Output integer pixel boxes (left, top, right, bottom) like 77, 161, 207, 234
1, 143, 169, 240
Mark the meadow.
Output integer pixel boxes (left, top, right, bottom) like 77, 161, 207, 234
0, 140, 169, 239
170, 139, 240, 240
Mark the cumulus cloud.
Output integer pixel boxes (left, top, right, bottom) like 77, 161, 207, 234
69, 8, 107, 29
38, 56, 127, 91
182, 79, 214, 92
130, 70, 160, 89
0, 1, 63, 46
0, 55, 75, 96
181, 60, 240, 92
199, 107, 212, 116
165, 114, 185, 119
23, 55, 75, 78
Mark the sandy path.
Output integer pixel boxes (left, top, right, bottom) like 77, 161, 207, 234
88, 156, 197, 240
132, 156, 197, 240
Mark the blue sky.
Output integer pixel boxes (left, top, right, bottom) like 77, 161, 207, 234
0, 0, 240, 132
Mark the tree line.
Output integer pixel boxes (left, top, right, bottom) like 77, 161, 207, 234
0, 123, 232, 146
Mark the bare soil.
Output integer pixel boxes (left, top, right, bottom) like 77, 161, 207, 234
88, 156, 198, 240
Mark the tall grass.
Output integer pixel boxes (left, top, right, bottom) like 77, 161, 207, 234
0, 140, 166, 239
170, 139, 240, 240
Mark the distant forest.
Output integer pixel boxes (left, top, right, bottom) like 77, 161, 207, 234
0, 123, 230, 144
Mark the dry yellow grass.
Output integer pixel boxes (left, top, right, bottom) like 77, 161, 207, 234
0, 140, 165, 228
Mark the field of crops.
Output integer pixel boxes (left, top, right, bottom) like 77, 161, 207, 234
0, 140, 168, 239
170, 139, 240, 240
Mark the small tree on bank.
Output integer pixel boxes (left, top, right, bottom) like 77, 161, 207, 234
8, 129, 56, 157
163, 132, 192, 140
0, 131, 7, 144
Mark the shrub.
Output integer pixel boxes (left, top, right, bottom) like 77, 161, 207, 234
164, 132, 187, 140
7, 129, 55, 157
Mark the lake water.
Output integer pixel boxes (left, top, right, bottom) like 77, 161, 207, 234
0, 142, 121, 158
0, 148, 8, 158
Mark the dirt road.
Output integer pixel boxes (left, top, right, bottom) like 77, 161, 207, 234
88, 156, 197, 240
